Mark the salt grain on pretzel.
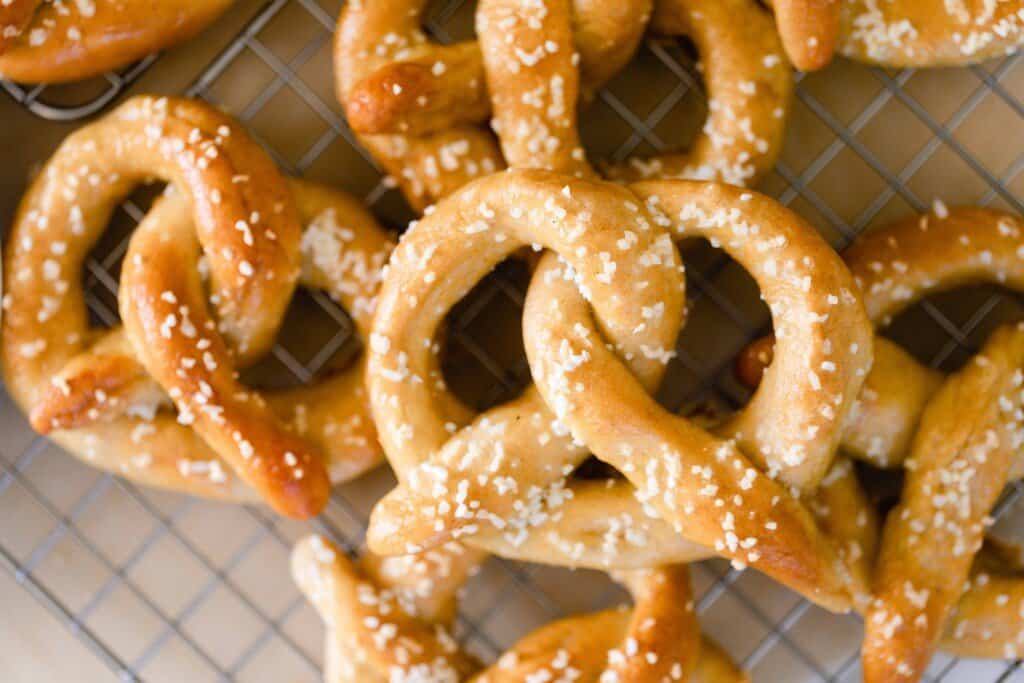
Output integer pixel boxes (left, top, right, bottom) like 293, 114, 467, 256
477, 0, 792, 188
292, 534, 743, 683
2, 97, 391, 518
0, 0, 233, 83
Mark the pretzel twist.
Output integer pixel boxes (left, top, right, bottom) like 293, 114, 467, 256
0, 0, 233, 83
365, 169, 865, 611
476, 0, 792, 187
292, 534, 745, 682
2, 96, 392, 518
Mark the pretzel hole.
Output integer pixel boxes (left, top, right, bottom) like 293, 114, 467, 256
884, 283, 1024, 374
82, 185, 167, 329
441, 257, 531, 410
579, 38, 706, 164
239, 287, 362, 391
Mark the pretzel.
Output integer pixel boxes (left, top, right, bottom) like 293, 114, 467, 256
0, 0, 233, 83
736, 207, 1024, 469
476, 0, 792, 187
292, 534, 745, 682
770, 0, 1024, 70
837, 0, 1024, 67
365, 169, 864, 611
343, 0, 652, 138
2, 96, 392, 518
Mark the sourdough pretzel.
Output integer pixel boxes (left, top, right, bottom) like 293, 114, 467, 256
292, 534, 745, 682
476, 0, 792, 187
0, 0, 233, 83
2, 96, 391, 517
366, 169, 859, 611
736, 207, 1024, 468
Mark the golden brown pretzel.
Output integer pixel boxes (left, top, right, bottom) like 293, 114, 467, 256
863, 322, 1024, 683
476, 0, 792, 187
366, 169, 863, 611
2, 96, 392, 518
737, 207, 1024, 468
292, 534, 744, 682
838, 0, 1024, 67
0, 0, 234, 83
771, 0, 1024, 69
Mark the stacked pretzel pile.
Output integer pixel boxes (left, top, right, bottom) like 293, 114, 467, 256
2, 1, 1024, 681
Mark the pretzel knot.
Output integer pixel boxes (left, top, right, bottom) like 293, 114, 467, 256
0, 0, 233, 83
2, 96, 392, 519
365, 168, 870, 612
291, 534, 746, 682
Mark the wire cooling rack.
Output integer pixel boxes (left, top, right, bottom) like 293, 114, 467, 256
2, 0, 1024, 681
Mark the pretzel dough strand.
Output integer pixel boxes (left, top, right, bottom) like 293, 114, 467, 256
0, 0, 39, 53
0, 0, 234, 83
602, 0, 792, 187
336, 0, 503, 211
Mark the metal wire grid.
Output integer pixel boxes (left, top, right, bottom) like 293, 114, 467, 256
0, 55, 157, 121
1, 0, 1023, 681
